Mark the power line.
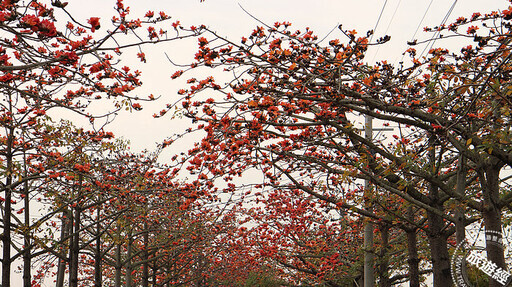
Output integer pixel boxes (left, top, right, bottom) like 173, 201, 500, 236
317, 23, 340, 44
371, 0, 402, 63
369, 0, 388, 44
398, 0, 434, 65
383, 0, 402, 37
419, 0, 458, 58
410, 0, 434, 43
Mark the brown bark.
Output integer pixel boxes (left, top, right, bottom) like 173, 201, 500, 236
427, 138, 452, 287
152, 264, 157, 286
455, 155, 467, 244
480, 164, 506, 287
94, 198, 102, 287
378, 224, 390, 287
69, 205, 80, 287
406, 229, 420, 287
427, 209, 452, 287
69, 175, 82, 287
2, 127, 14, 287
114, 243, 122, 287
126, 230, 133, 287
23, 153, 31, 287
56, 209, 70, 287
406, 207, 420, 287
143, 220, 149, 287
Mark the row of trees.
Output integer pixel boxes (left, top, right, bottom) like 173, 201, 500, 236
170, 1, 512, 286
4, 0, 512, 286
0, 1, 246, 286
0, 1, 297, 286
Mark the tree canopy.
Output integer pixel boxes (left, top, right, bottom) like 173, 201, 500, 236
3, 0, 512, 286
169, 2, 512, 286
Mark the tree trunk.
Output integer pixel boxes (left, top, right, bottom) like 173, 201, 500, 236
69, 175, 82, 287
378, 224, 390, 287
22, 200, 31, 286
56, 209, 70, 287
152, 264, 157, 286
115, 243, 122, 287
363, 114, 375, 287
406, 207, 420, 287
427, 138, 451, 287
23, 152, 31, 287
69, 205, 80, 287
143, 220, 149, 287
2, 128, 14, 287
427, 209, 452, 286
126, 230, 133, 287
455, 155, 466, 244
94, 197, 102, 287
363, 220, 374, 287
480, 164, 506, 287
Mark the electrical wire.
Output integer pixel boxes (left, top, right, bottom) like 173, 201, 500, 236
410, 0, 434, 43
317, 23, 341, 44
418, 0, 458, 59
371, 0, 402, 63
397, 0, 434, 65
383, 0, 402, 38
369, 0, 388, 44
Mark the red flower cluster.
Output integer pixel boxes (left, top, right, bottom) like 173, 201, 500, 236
87, 17, 100, 32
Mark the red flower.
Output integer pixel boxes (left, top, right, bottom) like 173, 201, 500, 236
21, 15, 40, 28
198, 37, 208, 47
503, 7, 512, 20
171, 70, 183, 79
137, 52, 146, 63
159, 11, 169, 19
88, 17, 100, 32
0, 73, 13, 82
56, 51, 79, 65
34, 109, 46, 116
466, 25, 479, 35
38, 19, 57, 37
48, 66, 62, 77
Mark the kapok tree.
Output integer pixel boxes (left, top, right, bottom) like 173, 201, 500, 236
169, 2, 512, 286
25, 119, 212, 287
91, 150, 202, 287
168, 24, 451, 285
0, 0, 203, 286
14, 118, 139, 287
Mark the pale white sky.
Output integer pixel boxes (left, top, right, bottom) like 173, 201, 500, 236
62, 0, 511, 153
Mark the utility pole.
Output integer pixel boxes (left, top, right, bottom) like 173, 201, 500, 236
364, 114, 374, 287
362, 114, 393, 286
